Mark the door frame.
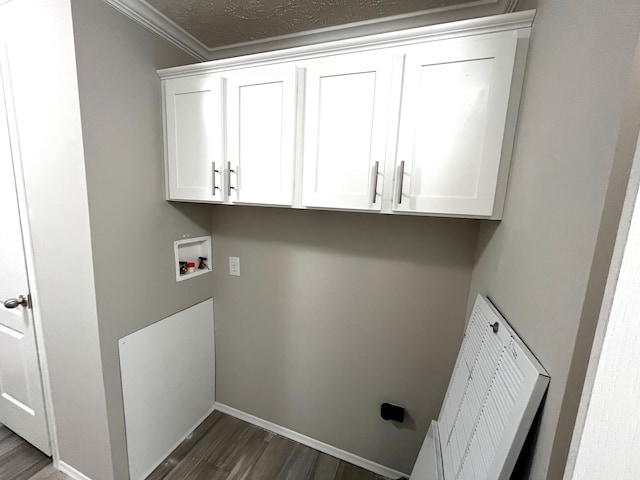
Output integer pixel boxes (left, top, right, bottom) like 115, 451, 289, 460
0, 46, 60, 463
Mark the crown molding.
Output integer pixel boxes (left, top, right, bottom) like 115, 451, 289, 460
158, 10, 535, 79
203, 0, 518, 60
103, 0, 521, 62
101, 0, 209, 60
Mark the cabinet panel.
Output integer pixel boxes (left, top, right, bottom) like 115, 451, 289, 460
394, 31, 518, 217
165, 75, 223, 202
226, 64, 296, 206
302, 52, 393, 210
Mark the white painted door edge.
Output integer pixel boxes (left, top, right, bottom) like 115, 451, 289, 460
213, 402, 408, 479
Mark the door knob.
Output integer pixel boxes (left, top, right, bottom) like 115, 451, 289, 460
3, 295, 29, 309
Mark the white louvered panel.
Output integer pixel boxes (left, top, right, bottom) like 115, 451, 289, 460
459, 394, 475, 452
439, 305, 488, 445
441, 318, 490, 478
486, 335, 548, 480
441, 307, 487, 437
449, 423, 464, 477
442, 330, 487, 476
441, 313, 507, 480
429, 295, 550, 480
453, 323, 512, 480
457, 346, 524, 480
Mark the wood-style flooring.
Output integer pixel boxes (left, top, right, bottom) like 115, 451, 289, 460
0, 423, 69, 480
148, 411, 391, 480
2, 412, 391, 480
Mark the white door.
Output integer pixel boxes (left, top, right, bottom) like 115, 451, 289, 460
394, 31, 518, 217
0, 48, 51, 455
165, 74, 224, 202
225, 64, 297, 206
301, 51, 393, 211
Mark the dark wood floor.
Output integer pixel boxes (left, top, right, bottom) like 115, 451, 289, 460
148, 411, 391, 480
2, 412, 390, 480
0, 423, 69, 480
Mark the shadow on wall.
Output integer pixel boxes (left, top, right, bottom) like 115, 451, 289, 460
210, 205, 479, 268
168, 201, 214, 233
512, 390, 547, 479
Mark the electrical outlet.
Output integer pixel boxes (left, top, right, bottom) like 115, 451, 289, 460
229, 256, 240, 276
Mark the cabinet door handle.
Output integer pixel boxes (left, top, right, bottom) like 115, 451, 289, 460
397, 161, 405, 205
371, 161, 379, 204
227, 161, 236, 197
211, 162, 219, 195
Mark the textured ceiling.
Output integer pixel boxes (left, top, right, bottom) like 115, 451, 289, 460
146, 0, 476, 49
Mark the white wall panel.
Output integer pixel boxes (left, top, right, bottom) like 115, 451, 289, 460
119, 299, 215, 480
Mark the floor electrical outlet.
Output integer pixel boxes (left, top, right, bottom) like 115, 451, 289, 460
229, 256, 240, 276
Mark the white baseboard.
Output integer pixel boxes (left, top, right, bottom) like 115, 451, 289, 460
55, 461, 93, 480
52, 402, 408, 480
213, 402, 408, 479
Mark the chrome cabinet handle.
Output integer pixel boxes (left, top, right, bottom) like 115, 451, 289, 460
371, 161, 379, 204
3, 295, 29, 309
397, 161, 405, 205
227, 162, 236, 197
212, 162, 220, 195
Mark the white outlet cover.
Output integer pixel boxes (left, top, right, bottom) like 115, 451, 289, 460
229, 256, 240, 276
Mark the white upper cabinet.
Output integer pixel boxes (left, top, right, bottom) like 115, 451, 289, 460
301, 51, 393, 211
393, 31, 519, 217
164, 74, 224, 202
159, 11, 534, 218
225, 64, 297, 206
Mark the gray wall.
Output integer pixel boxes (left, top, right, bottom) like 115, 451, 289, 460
467, 1, 640, 479
211, 206, 478, 474
0, 1, 113, 478
69, 1, 211, 479
562, 36, 640, 478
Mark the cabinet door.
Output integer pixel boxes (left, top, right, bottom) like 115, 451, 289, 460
394, 31, 518, 217
165, 75, 224, 202
225, 64, 297, 206
302, 51, 393, 211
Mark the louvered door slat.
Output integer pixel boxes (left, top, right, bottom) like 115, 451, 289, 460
440, 310, 486, 442
440, 311, 507, 480
455, 325, 511, 480
460, 344, 525, 480
476, 415, 492, 473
